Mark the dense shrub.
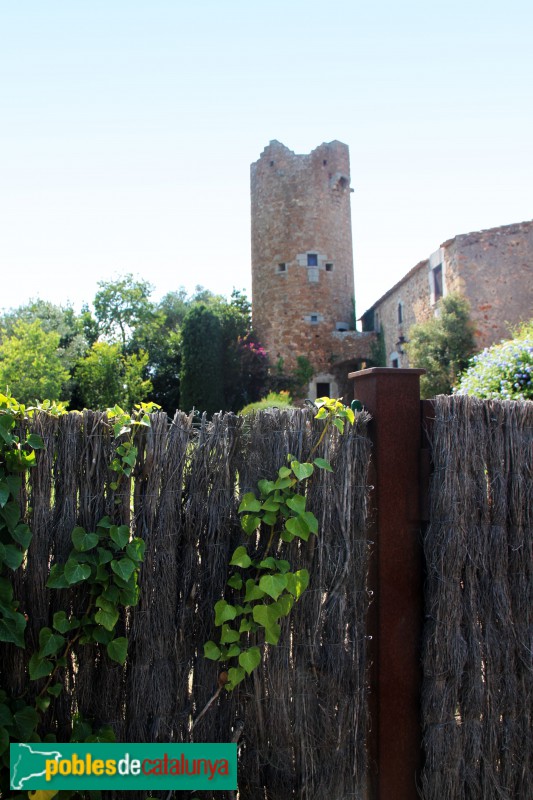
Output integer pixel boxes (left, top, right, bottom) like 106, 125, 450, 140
239, 391, 293, 415
456, 322, 533, 400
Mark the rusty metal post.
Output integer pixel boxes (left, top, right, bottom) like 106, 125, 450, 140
349, 367, 425, 800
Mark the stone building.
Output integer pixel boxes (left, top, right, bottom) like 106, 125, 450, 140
361, 219, 533, 368
251, 140, 373, 400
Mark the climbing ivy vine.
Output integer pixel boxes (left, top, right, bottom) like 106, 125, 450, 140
0, 392, 158, 799
204, 397, 355, 690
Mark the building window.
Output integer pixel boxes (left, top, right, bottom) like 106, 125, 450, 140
307, 253, 318, 266
398, 302, 403, 324
277, 263, 286, 273
316, 382, 330, 397
432, 264, 443, 302
325, 262, 333, 272
391, 358, 399, 369
310, 314, 319, 323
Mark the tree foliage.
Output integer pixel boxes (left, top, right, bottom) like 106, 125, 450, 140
75, 342, 152, 410
0, 280, 266, 413
0, 319, 70, 403
455, 321, 533, 400
406, 293, 476, 398
180, 305, 225, 414
93, 274, 155, 352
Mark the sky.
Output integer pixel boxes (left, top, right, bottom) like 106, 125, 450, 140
1, 0, 532, 320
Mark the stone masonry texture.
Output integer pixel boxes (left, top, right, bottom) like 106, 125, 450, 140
362, 219, 533, 368
251, 140, 372, 398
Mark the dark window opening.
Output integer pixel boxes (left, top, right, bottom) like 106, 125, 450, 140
398, 302, 403, 324
323, 159, 328, 166
277, 263, 286, 272
325, 263, 333, 272
433, 264, 443, 301
316, 382, 330, 397
269, 160, 274, 166
307, 253, 318, 266
310, 314, 319, 323
391, 358, 399, 369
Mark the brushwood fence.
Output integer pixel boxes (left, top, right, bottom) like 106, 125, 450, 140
2, 371, 532, 800
2, 407, 372, 800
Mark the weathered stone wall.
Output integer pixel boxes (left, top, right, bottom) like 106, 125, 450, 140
443, 219, 533, 349
363, 219, 533, 367
251, 140, 365, 387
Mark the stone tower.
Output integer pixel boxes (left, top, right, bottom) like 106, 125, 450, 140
251, 140, 369, 399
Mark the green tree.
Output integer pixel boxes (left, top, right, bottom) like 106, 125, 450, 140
455, 320, 533, 400
93, 274, 155, 352
75, 342, 152, 409
406, 293, 476, 398
180, 305, 224, 414
0, 319, 70, 403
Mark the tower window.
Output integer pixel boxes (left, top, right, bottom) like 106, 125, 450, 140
307, 253, 318, 266
270, 160, 274, 167
325, 263, 333, 272
277, 263, 286, 273
310, 314, 319, 323
323, 159, 328, 166
398, 302, 403, 324
432, 264, 443, 301
316, 382, 330, 397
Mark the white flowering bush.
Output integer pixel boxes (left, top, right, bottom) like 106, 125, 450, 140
455, 322, 533, 400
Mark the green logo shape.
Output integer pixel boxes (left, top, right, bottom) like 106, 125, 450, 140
11, 743, 237, 791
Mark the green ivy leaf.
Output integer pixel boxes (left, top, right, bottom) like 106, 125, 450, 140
285, 515, 310, 541
107, 637, 128, 665
239, 646, 261, 675
13, 706, 40, 739
271, 594, 294, 617
239, 618, 253, 633
39, 629, 65, 658
286, 569, 310, 599
226, 666, 246, 690
220, 624, 240, 644
1, 543, 24, 570
314, 457, 333, 472
0, 482, 9, 507
96, 516, 113, 529
244, 579, 265, 602
0, 610, 26, 648
290, 461, 314, 481
64, 558, 91, 585
257, 557, 276, 570
110, 525, 130, 548
259, 573, 288, 601
264, 623, 281, 645
11, 523, 32, 549
229, 546, 252, 568
47, 683, 63, 697
241, 514, 260, 535
257, 479, 275, 496
300, 511, 318, 534
214, 600, 237, 626
126, 538, 145, 562
26, 433, 44, 450
97, 547, 114, 564
95, 597, 120, 631
286, 494, 306, 514
72, 527, 99, 552
333, 418, 344, 433
28, 653, 54, 680
92, 626, 115, 644
273, 476, 293, 490
238, 492, 262, 513
278, 466, 292, 478
204, 641, 222, 660
110, 558, 136, 582
46, 564, 69, 589
227, 574, 243, 590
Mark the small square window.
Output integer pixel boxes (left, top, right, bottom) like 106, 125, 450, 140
310, 314, 319, 323
325, 263, 333, 272
391, 358, 399, 369
277, 263, 286, 273
307, 253, 318, 266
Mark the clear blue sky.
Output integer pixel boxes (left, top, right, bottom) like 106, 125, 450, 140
1, 0, 531, 318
